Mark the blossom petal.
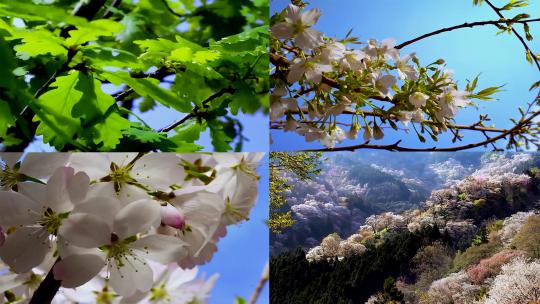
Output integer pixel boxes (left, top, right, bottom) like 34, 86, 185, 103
46, 167, 86, 212
54, 253, 105, 288
109, 254, 153, 296
72, 196, 121, 224
132, 153, 185, 191
0, 226, 50, 273
113, 199, 161, 240
59, 214, 111, 248
301, 8, 321, 26
284, 4, 302, 21
20, 153, 68, 180
270, 22, 294, 39
0, 191, 40, 227
132, 235, 187, 264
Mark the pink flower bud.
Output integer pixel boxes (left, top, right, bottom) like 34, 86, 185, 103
160, 204, 185, 230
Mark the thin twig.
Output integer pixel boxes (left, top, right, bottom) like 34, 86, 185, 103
304, 96, 540, 152
158, 86, 235, 132
396, 18, 540, 49
102, 0, 122, 18
278, 109, 508, 133
159, 0, 187, 19
484, 0, 540, 71
248, 262, 269, 304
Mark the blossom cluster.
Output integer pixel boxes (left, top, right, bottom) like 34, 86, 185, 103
0, 152, 262, 302
305, 233, 366, 262
270, 3, 491, 148
423, 256, 540, 304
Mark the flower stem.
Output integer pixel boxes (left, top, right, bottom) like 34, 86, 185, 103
29, 258, 61, 304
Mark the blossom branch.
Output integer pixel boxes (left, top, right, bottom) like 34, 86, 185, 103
274, 109, 508, 133
396, 18, 540, 50
303, 94, 540, 152
158, 86, 236, 132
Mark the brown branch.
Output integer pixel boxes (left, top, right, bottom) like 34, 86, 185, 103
275, 109, 508, 133
484, 0, 540, 71
29, 258, 61, 304
396, 18, 540, 49
159, 0, 189, 19
158, 86, 235, 132
303, 104, 540, 152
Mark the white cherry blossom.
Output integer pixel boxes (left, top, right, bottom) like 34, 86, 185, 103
0, 153, 68, 190
270, 4, 324, 50
287, 57, 333, 84
409, 92, 429, 108
0, 167, 89, 273
56, 198, 186, 296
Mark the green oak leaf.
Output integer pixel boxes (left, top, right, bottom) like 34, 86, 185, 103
172, 119, 202, 142
0, 100, 15, 138
208, 119, 232, 151
34, 71, 126, 149
10, 30, 67, 58
65, 19, 124, 46
100, 70, 192, 112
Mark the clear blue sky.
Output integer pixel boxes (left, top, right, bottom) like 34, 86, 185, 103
26, 96, 269, 153
199, 154, 269, 303
271, 0, 540, 151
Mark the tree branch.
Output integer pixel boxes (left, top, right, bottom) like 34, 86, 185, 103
29, 258, 61, 304
303, 97, 540, 153
158, 86, 236, 132
396, 18, 540, 49
273, 109, 508, 133
484, 0, 540, 71
159, 0, 189, 19
102, 0, 122, 19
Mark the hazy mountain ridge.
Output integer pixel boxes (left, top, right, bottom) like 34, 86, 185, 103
271, 152, 482, 255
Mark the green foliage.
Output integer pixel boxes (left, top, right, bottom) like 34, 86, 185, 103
0, 0, 268, 151
511, 215, 540, 258
270, 226, 444, 304
452, 239, 502, 272
486, 219, 504, 234
412, 242, 453, 291
369, 277, 405, 304
269, 152, 324, 233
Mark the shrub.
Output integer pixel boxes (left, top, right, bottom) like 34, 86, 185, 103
511, 215, 540, 258
452, 240, 502, 272
466, 249, 526, 284
412, 242, 453, 291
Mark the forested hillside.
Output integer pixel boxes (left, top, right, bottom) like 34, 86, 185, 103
271, 153, 540, 304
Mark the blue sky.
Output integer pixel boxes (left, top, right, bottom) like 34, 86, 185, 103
26, 98, 269, 153
200, 154, 269, 303
271, 0, 540, 151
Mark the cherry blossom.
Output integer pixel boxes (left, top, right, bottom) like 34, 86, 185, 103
270, 4, 500, 150
0, 167, 89, 273
270, 4, 324, 50
0, 152, 263, 302
55, 198, 186, 296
